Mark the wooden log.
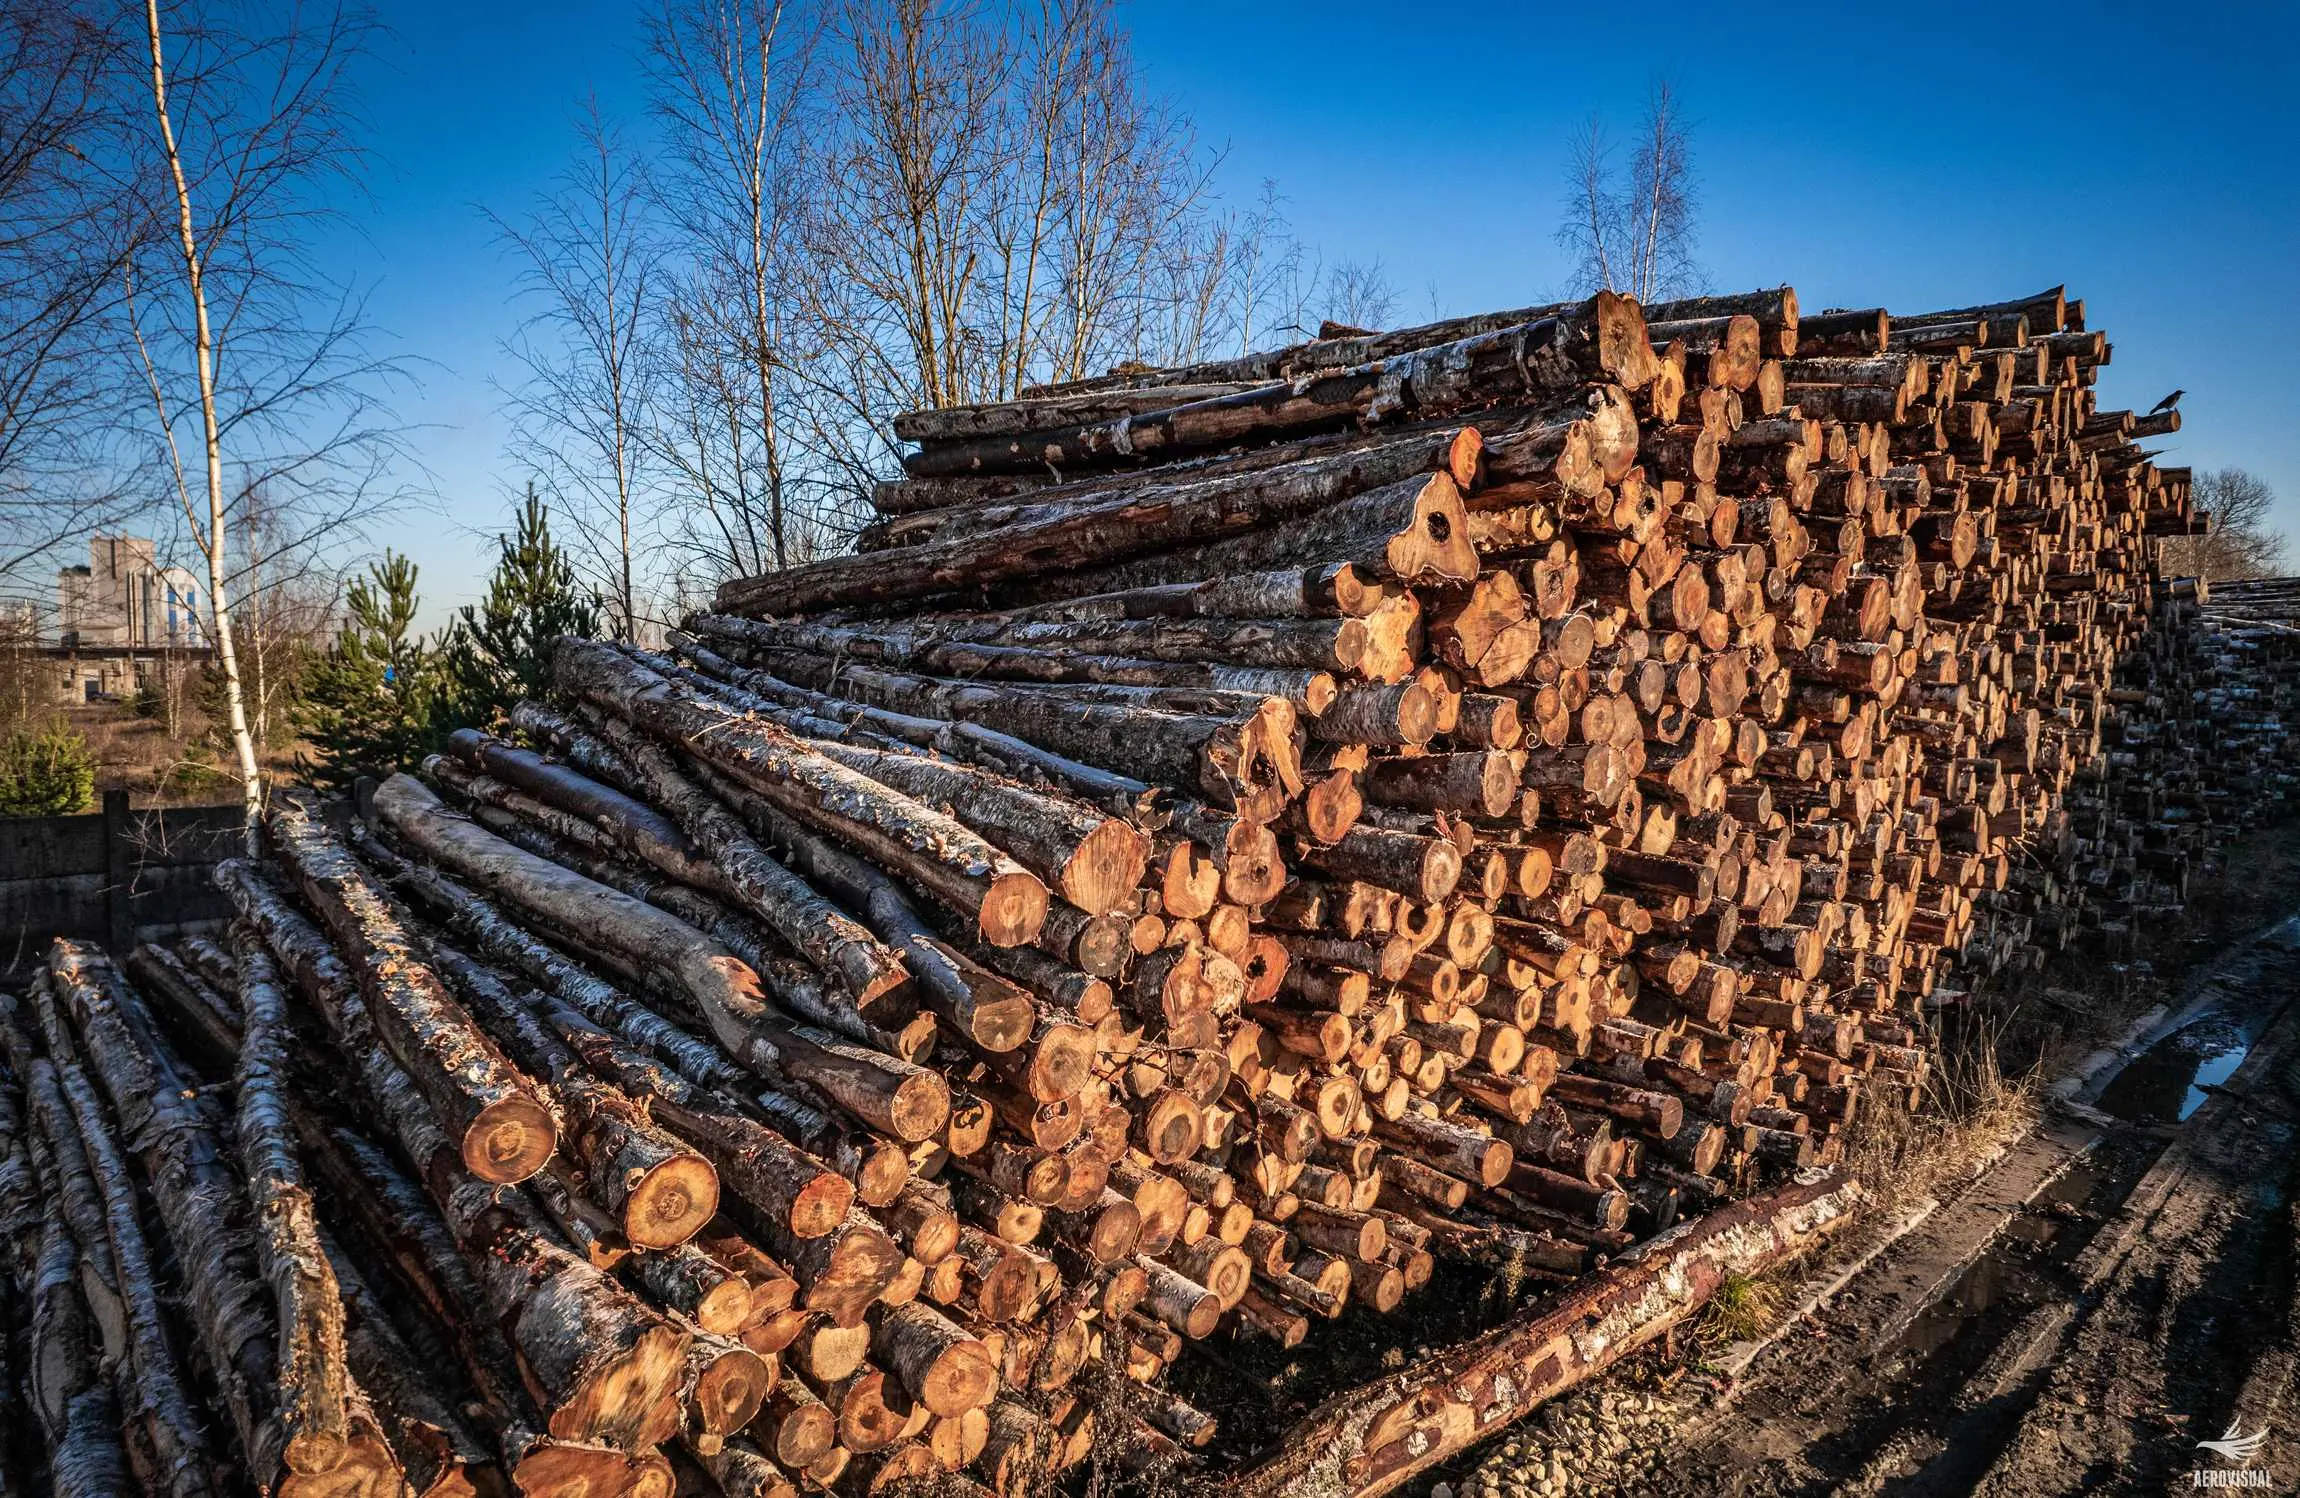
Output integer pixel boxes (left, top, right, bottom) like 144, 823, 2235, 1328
11, 986, 221, 1498
893, 297, 1647, 480
1229, 1172, 1860, 1498
471, 720, 908, 1011
369, 775, 949, 1144
264, 799, 557, 1184
869, 1302, 998, 1417
557, 640, 1049, 948
718, 420, 1482, 616
230, 931, 407, 1491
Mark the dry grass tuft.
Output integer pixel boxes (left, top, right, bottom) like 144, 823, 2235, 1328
1696, 1271, 1787, 1347
1846, 1012, 2039, 1222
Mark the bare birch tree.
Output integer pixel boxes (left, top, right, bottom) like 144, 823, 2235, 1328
123, 0, 395, 847
1318, 258, 1398, 332
1221, 180, 1310, 355
644, 0, 820, 579
785, 0, 1227, 512
495, 100, 662, 641
1558, 79, 1699, 304
2162, 468, 2288, 583
590, 0, 1362, 563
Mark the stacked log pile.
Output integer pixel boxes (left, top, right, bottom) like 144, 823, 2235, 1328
2069, 574, 2300, 925
693, 282, 2204, 1171
10, 283, 2290, 1498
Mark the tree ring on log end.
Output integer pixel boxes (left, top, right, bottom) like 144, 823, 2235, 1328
1060, 819, 1152, 917
1142, 1091, 1204, 1164
977, 871, 1051, 949
465, 1095, 557, 1183
791, 1171, 859, 1239
694, 1346, 774, 1437
886, 1072, 953, 1144
623, 1155, 720, 1250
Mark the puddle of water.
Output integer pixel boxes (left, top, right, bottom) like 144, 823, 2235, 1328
1891, 1156, 2119, 1360
2095, 1015, 2253, 1124
1895, 1252, 2039, 1358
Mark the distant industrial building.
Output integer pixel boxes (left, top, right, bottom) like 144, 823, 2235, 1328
43, 536, 211, 702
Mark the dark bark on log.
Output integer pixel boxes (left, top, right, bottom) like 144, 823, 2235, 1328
369, 774, 949, 1145
770, 736, 1146, 919
123, 943, 245, 1077
225, 858, 695, 1457
989, 472, 1480, 605
18, 1125, 134, 1498
323, 1237, 495, 1498
630, 738, 1038, 1056
264, 800, 557, 1184
353, 843, 750, 1094
447, 728, 722, 890
556, 641, 1049, 948
893, 382, 1268, 442
367, 824, 906, 1208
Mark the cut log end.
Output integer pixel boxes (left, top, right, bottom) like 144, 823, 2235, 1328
1142, 1091, 1205, 1165
1059, 820, 1153, 917
1386, 475, 1480, 583
277, 1432, 400, 1498
920, 1340, 1000, 1418
1222, 821, 1288, 907
858, 1143, 914, 1207
693, 1275, 757, 1334
888, 1072, 955, 1145
793, 1171, 861, 1240
511, 1443, 673, 1498
1594, 291, 1659, 390
1082, 1198, 1143, 1264
1027, 1022, 1100, 1104
622, 1154, 721, 1250
542, 1321, 690, 1451
462, 1094, 558, 1184
693, 1345, 776, 1437
978, 871, 1052, 949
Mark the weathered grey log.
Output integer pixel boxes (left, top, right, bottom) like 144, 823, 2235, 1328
891, 294, 1650, 480
230, 930, 405, 1490
715, 420, 1484, 617
369, 774, 950, 1145
556, 641, 1050, 948
265, 798, 558, 1184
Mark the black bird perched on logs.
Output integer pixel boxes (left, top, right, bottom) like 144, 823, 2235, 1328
2150, 389, 2184, 414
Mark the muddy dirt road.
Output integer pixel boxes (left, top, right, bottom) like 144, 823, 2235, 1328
1422, 838, 2300, 1498
1601, 908, 2300, 1498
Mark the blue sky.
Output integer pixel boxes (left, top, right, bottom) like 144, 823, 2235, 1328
337, 0, 2300, 626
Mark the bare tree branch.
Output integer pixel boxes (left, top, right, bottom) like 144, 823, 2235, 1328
2163, 468, 2289, 583
122, 0, 404, 847
1558, 81, 1698, 303
493, 99, 661, 641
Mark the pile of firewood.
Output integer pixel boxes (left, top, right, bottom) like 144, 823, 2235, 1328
4, 283, 2281, 1498
2075, 574, 2300, 925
